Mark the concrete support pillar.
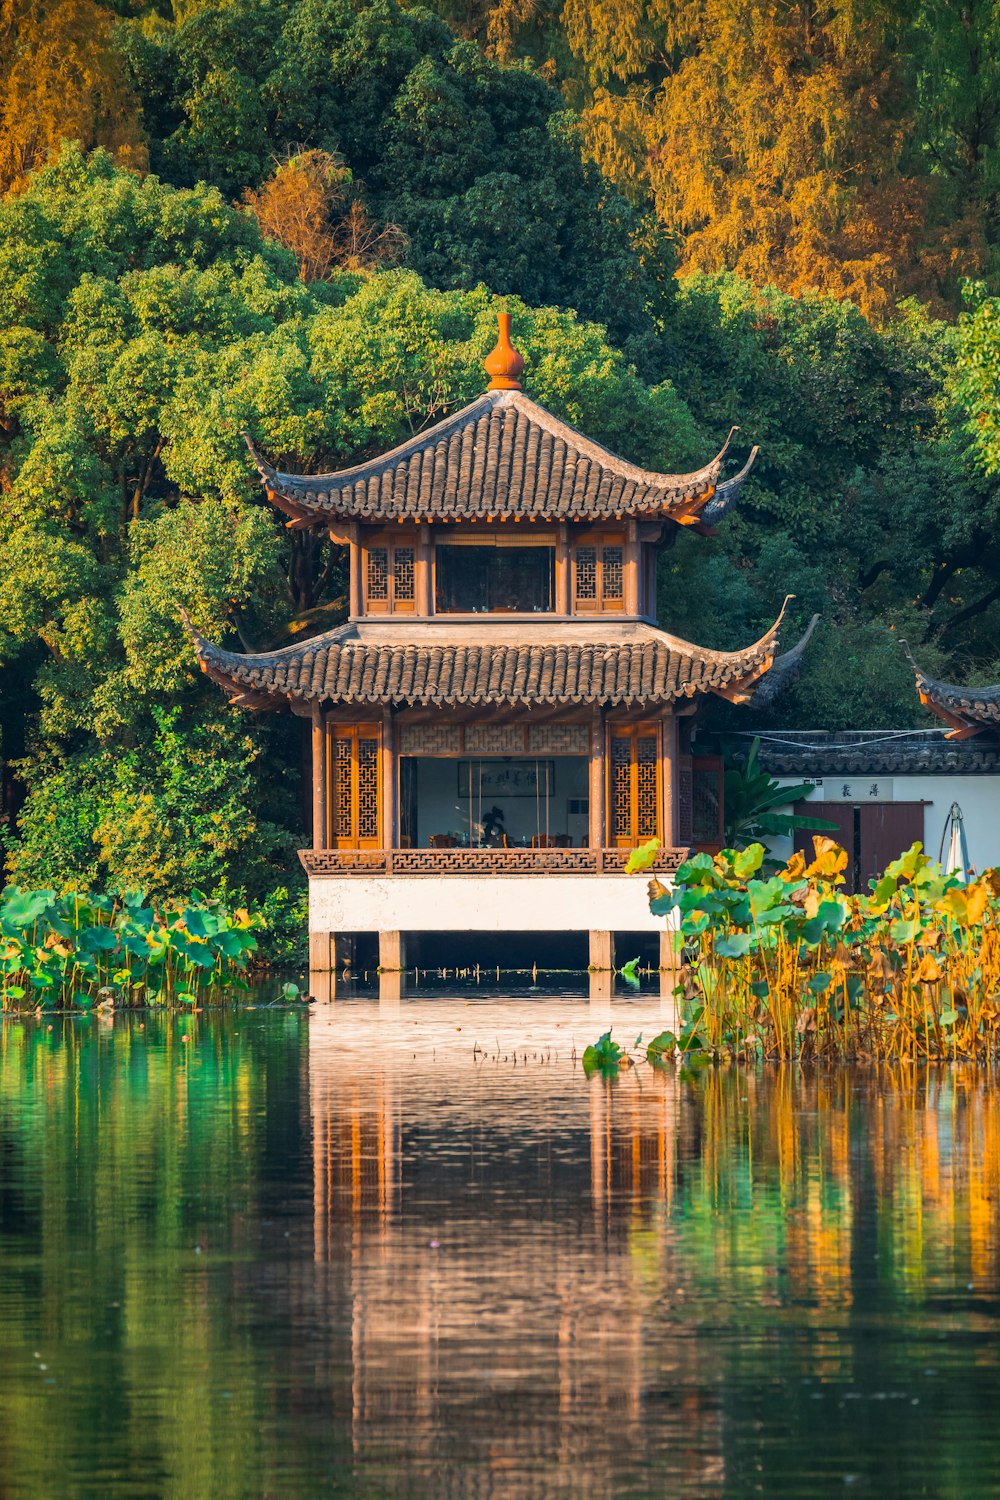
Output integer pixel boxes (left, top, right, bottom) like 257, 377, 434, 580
309, 930, 333, 971
309, 932, 355, 974
311, 707, 327, 851
659, 928, 678, 972
589, 929, 615, 972
379, 930, 406, 971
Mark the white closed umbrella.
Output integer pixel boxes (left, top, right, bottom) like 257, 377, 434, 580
942, 802, 970, 884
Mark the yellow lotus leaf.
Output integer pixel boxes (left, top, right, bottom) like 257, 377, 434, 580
781, 851, 806, 881
983, 868, 1000, 897
914, 953, 944, 983
804, 889, 821, 920
943, 885, 988, 926
966, 884, 989, 925
805, 837, 848, 880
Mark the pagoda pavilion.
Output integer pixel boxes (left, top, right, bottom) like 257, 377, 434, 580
186, 314, 804, 970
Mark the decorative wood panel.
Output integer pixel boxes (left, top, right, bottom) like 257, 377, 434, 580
328, 724, 381, 848
394, 547, 414, 601
299, 847, 687, 876
677, 755, 694, 847
367, 547, 389, 602
398, 723, 462, 755
464, 723, 527, 753
527, 723, 589, 754
608, 724, 661, 847
573, 535, 627, 613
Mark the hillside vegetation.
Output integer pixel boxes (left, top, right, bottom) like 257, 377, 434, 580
3, 0, 1000, 906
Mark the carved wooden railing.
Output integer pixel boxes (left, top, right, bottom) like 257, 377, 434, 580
298, 847, 689, 876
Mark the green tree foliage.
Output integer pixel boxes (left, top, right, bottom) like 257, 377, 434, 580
0, 146, 703, 900
451, 0, 1000, 318
657, 275, 995, 727
116, 0, 671, 363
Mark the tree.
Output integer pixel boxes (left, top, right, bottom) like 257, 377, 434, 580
117, 0, 673, 365
243, 150, 407, 280
0, 146, 701, 899
0, 0, 146, 195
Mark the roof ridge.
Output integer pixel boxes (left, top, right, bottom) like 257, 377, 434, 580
244, 393, 500, 489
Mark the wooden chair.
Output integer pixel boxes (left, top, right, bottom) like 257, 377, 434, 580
429, 833, 457, 848
531, 834, 572, 849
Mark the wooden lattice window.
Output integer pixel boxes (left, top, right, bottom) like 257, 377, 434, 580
608, 725, 660, 847
692, 755, 724, 851
573, 535, 626, 612
328, 724, 381, 848
364, 536, 416, 614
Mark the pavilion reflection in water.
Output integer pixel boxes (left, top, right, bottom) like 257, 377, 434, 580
306, 1018, 1000, 1494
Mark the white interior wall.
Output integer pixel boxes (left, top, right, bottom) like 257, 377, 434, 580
410, 756, 589, 845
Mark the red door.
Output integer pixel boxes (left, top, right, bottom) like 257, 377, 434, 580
794, 802, 925, 895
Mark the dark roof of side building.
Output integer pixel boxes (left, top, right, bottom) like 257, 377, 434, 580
752, 730, 1000, 778
245, 390, 757, 527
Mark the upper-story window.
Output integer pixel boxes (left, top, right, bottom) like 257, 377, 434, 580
435, 541, 554, 614
365, 536, 415, 614
573, 534, 625, 612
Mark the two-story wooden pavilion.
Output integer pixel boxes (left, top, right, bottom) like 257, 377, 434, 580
186, 315, 803, 970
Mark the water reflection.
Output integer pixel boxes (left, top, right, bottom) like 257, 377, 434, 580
0, 1002, 999, 1496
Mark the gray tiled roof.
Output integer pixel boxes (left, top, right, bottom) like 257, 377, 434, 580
246, 391, 756, 525
182, 614, 788, 710
912, 663, 1000, 729
754, 730, 1000, 777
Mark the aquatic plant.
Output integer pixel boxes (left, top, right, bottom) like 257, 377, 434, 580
0, 887, 264, 1011
622, 836, 1000, 1062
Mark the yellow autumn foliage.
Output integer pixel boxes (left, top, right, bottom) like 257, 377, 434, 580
0, 0, 146, 197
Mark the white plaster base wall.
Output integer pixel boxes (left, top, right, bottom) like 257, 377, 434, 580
309, 874, 668, 933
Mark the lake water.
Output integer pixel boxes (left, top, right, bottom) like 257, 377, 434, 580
1, 994, 999, 1497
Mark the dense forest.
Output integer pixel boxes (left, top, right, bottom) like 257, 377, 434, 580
4, 0, 1000, 917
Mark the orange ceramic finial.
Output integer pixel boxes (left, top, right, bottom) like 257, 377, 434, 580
484, 311, 524, 391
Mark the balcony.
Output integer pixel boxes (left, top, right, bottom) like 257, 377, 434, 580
299, 847, 688, 876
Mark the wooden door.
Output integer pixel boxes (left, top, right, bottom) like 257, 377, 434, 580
608, 725, 660, 847
328, 724, 381, 848
794, 801, 925, 895
794, 803, 856, 891
860, 803, 925, 890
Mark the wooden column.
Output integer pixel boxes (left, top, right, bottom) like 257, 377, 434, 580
416, 525, 433, 615
624, 522, 640, 616
348, 524, 362, 618
661, 713, 679, 848
556, 523, 571, 615
382, 706, 396, 852
589, 707, 605, 859
311, 706, 327, 850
